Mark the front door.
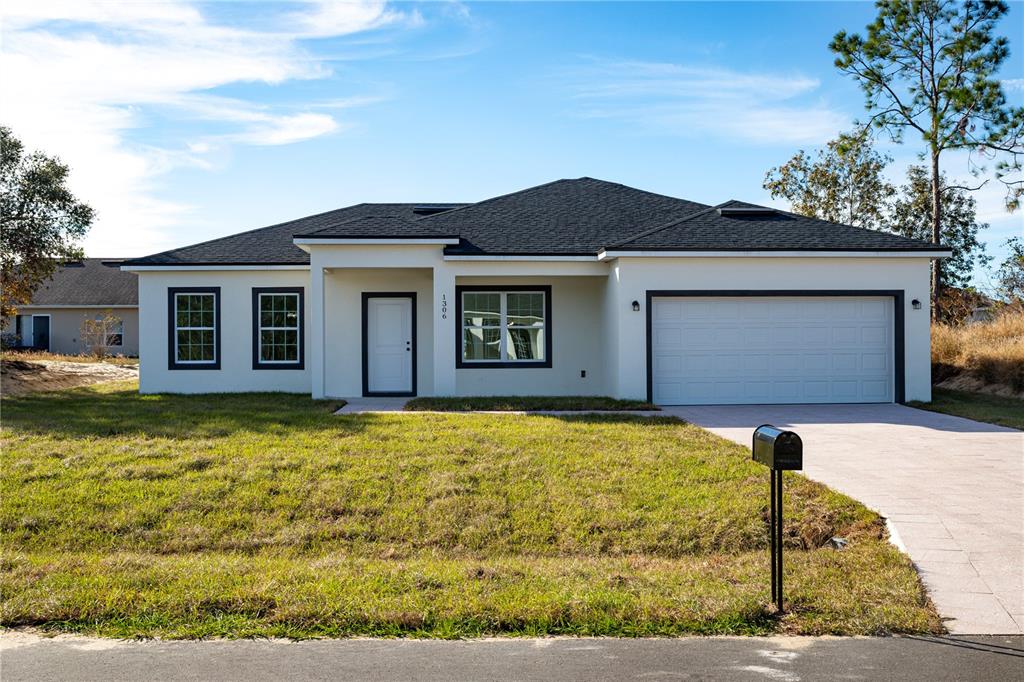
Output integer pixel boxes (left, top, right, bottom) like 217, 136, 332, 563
31, 315, 50, 351
364, 294, 415, 396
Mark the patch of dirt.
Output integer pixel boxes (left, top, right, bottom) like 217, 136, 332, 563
936, 372, 1024, 399
1, 359, 138, 397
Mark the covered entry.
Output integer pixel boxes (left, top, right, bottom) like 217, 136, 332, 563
362, 293, 416, 396
649, 293, 899, 405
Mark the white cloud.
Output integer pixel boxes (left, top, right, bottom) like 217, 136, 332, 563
0, 0, 405, 256
563, 58, 848, 145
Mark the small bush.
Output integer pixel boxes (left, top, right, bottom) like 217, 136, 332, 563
1, 332, 21, 350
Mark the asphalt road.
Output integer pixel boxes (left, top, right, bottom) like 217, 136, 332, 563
2, 633, 1022, 681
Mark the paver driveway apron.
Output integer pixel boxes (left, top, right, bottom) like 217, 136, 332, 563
667, 403, 1024, 635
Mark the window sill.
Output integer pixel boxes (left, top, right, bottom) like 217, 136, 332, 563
252, 362, 305, 371
456, 360, 551, 369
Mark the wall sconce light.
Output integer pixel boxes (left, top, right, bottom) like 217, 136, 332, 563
632, 300, 640, 312
912, 299, 922, 310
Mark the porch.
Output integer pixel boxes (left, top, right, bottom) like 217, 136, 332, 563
304, 244, 613, 399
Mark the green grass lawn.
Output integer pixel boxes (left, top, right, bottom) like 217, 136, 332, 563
911, 387, 1024, 430
404, 395, 658, 411
0, 381, 939, 638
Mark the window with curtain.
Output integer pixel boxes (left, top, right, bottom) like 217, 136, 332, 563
461, 290, 546, 363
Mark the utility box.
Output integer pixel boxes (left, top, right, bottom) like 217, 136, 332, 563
752, 425, 803, 471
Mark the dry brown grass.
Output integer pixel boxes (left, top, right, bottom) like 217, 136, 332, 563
1, 349, 137, 366
932, 310, 1024, 393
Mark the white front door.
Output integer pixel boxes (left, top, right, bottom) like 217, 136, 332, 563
651, 296, 894, 405
366, 296, 414, 395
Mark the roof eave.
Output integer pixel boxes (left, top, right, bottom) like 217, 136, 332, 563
292, 236, 461, 245
598, 248, 954, 260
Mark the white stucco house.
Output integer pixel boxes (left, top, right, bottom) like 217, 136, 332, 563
123, 178, 948, 405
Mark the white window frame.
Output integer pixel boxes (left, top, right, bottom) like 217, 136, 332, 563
15, 314, 32, 347
173, 292, 217, 366
460, 289, 548, 365
96, 315, 124, 348
257, 292, 301, 365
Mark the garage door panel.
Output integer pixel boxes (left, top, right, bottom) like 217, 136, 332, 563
652, 296, 894, 405
861, 299, 888, 319
862, 326, 887, 345
862, 352, 887, 371
831, 353, 858, 372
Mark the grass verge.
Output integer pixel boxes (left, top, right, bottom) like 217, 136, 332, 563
404, 396, 658, 411
910, 387, 1024, 430
1, 381, 939, 638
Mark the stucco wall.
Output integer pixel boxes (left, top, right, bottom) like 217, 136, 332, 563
2, 307, 139, 356
137, 270, 311, 393
132, 253, 934, 403
607, 256, 933, 402
454, 276, 608, 397
322, 268, 434, 398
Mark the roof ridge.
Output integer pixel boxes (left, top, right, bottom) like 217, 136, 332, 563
578, 177, 712, 208
412, 178, 580, 222
298, 214, 424, 237
606, 202, 728, 249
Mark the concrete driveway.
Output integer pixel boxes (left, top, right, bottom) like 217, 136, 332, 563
667, 404, 1023, 635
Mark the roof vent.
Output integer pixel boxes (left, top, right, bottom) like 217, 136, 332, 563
413, 204, 459, 215
717, 206, 777, 217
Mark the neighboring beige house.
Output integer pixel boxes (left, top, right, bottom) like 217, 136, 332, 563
3, 258, 139, 356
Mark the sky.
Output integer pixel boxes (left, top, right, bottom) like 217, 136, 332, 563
2, 0, 1022, 288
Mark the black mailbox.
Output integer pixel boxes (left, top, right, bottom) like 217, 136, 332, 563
752, 424, 803, 613
752, 425, 803, 471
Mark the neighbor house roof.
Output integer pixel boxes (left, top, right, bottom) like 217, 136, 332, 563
124, 178, 946, 266
24, 259, 138, 306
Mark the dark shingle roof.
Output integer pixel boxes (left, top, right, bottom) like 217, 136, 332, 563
609, 200, 946, 252
125, 179, 944, 265
421, 178, 710, 255
125, 203, 465, 266
26, 259, 138, 306
296, 215, 460, 239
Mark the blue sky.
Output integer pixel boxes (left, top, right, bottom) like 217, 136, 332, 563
3, 1, 1021, 287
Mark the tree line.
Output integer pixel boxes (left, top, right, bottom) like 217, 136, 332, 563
767, 0, 1023, 321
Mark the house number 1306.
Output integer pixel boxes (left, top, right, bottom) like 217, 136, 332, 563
440, 294, 448, 320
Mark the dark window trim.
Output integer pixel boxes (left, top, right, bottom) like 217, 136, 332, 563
454, 285, 553, 369
252, 287, 305, 370
361, 292, 418, 397
167, 287, 221, 370
644, 289, 905, 405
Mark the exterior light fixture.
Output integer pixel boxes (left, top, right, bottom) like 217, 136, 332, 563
912, 299, 922, 310
632, 300, 640, 312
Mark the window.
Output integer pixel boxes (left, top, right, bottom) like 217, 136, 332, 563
97, 316, 124, 347
252, 288, 304, 369
168, 288, 220, 370
14, 315, 30, 347
457, 286, 551, 368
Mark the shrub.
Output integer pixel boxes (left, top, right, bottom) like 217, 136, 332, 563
0, 332, 21, 350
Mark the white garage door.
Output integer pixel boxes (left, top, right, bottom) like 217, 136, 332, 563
651, 296, 894, 405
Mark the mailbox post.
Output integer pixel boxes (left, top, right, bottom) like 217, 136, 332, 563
752, 424, 803, 613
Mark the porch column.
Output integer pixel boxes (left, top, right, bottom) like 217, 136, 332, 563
432, 265, 456, 396
310, 264, 326, 399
